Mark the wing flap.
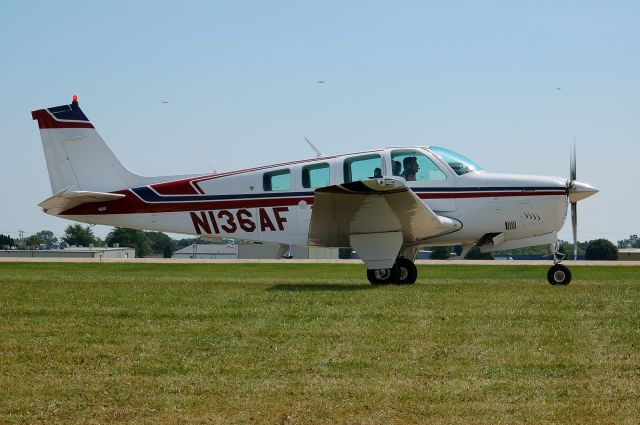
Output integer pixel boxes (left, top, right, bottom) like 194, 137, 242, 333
308, 178, 461, 247
39, 187, 125, 215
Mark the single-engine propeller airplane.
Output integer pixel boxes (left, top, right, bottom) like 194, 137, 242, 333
32, 97, 598, 285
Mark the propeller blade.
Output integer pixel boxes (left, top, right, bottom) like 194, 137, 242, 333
570, 143, 576, 182
571, 202, 578, 260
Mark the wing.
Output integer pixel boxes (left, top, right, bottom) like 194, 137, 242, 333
308, 177, 461, 248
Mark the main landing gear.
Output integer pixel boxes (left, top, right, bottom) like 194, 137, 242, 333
547, 243, 572, 285
367, 258, 418, 285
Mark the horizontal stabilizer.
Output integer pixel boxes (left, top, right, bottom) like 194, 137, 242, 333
38, 187, 125, 215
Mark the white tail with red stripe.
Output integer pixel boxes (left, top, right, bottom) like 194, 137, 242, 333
32, 97, 191, 194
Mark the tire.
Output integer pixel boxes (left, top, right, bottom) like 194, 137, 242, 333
395, 257, 417, 285
367, 266, 399, 285
547, 264, 572, 285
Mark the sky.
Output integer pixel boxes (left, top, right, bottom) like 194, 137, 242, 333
1, 1, 638, 244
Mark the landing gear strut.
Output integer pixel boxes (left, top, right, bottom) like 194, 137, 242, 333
367, 258, 417, 285
547, 242, 572, 285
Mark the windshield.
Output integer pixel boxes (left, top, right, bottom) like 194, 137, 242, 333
430, 146, 483, 176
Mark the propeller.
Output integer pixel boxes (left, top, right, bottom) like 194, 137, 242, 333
565, 143, 598, 261
570, 145, 577, 260
567, 141, 598, 260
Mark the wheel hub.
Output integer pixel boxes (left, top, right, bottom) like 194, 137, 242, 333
374, 269, 390, 280
399, 267, 408, 281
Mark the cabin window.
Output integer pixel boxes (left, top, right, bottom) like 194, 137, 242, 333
343, 154, 383, 183
302, 162, 330, 189
391, 150, 446, 182
263, 169, 291, 191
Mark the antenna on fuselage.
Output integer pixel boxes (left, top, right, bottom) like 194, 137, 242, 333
190, 145, 217, 174
304, 137, 323, 157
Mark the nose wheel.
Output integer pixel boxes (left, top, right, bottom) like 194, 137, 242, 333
547, 264, 572, 285
547, 243, 572, 285
367, 258, 417, 285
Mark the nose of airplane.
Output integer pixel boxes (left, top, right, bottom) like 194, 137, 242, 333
568, 181, 599, 203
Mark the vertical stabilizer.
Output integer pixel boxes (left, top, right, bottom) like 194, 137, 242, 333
31, 97, 144, 194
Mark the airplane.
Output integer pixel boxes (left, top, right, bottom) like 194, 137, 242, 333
31, 96, 598, 285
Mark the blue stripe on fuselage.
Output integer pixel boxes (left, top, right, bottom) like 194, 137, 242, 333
131, 185, 565, 204
132, 186, 313, 203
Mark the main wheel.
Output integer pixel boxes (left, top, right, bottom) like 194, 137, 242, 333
395, 257, 417, 284
367, 266, 399, 285
547, 264, 572, 285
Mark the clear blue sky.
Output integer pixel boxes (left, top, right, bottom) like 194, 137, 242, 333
1, 1, 638, 243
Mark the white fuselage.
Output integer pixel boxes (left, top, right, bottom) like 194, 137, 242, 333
60, 147, 569, 250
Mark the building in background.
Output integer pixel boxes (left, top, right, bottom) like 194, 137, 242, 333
238, 243, 339, 259
172, 242, 339, 260
0, 247, 135, 259
172, 243, 238, 260
618, 248, 640, 261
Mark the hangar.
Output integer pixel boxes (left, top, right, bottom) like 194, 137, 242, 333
618, 248, 640, 261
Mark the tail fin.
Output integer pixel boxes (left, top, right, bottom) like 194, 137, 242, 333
32, 97, 146, 194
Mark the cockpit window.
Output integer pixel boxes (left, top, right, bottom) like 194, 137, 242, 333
430, 146, 483, 176
390, 150, 446, 182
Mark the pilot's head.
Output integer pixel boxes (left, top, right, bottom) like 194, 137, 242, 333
403, 156, 419, 173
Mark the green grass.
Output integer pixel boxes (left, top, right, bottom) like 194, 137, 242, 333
1, 263, 639, 424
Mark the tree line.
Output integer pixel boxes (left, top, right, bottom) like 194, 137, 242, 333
1, 226, 637, 260
427, 238, 625, 261
0, 225, 210, 258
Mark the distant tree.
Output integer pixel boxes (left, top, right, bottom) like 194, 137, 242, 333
146, 232, 177, 258
0, 234, 14, 247
24, 234, 43, 248
617, 235, 640, 249
465, 247, 494, 260
26, 230, 58, 248
585, 239, 619, 261
452, 245, 494, 260
429, 247, 451, 259
106, 228, 151, 257
558, 240, 588, 258
62, 224, 98, 247
174, 238, 214, 250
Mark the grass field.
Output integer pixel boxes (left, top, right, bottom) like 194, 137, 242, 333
1, 262, 639, 424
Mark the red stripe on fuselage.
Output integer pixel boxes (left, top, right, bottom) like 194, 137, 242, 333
151, 180, 202, 195
417, 191, 565, 199
60, 191, 315, 215
58, 189, 565, 216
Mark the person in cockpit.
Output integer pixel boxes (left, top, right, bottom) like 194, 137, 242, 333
402, 156, 419, 181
